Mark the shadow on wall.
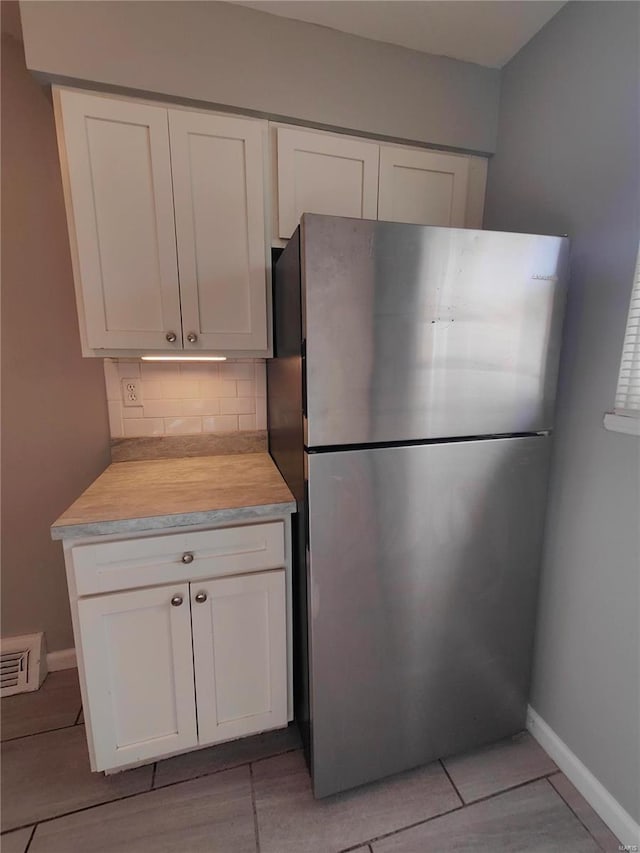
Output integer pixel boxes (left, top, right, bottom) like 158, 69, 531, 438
1, 1, 111, 652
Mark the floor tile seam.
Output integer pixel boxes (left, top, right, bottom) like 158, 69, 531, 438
151, 746, 300, 790
346, 772, 568, 851
23, 824, 37, 853
455, 769, 563, 807
248, 746, 301, 768
438, 758, 465, 806
337, 802, 467, 851
249, 762, 261, 853
74, 707, 83, 726
2, 749, 297, 834
543, 775, 619, 851
150, 762, 157, 791
0, 780, 186, 835
1, 721, 83, 744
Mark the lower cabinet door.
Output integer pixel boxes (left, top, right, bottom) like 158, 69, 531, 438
191, 570, 287, 744
78, 583, 198, 770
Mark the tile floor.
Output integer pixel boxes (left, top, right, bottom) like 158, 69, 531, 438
1, 670, 622, 853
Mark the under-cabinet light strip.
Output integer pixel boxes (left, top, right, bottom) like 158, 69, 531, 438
141, 356, 227, 362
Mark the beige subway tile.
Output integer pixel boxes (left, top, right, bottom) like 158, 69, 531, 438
220, 397, 255, 415
161, 379, 200, 399
255, 362, 267, 397
103, 360, 121, 401
121, 406, 144, 419
219, 362, 254, 381
256, 397, 267, 430
107, 401, 124, 437
238, 414, 257, 431
198, 379, 218, 397
217, 380, 238, 398
179, 363, 219, 379
144, 400, 183, 418
181, 399, 221, 416
164, 417, 202, 435
142, 380, 164, 400
123, 418, 164, 437
141, 362, 179, 381
203, 415, 238, 433
116, 360, 140, 378
236, 380, 255, 398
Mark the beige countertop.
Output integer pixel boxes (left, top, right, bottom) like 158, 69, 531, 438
51, 453, 296, 540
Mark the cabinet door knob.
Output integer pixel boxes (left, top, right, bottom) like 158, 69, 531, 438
194, 591, 208, 604
186, 332, 198, 343
181, 552, 194, 564
166, 331, 177, 343
170, 594, 183, 607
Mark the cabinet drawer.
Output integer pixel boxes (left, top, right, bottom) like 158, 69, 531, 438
72, 522, 285, 596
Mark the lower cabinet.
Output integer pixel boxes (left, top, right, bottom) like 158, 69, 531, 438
71, 521, 291, 772
191, 572, 287, 745
78, 583, 198, 770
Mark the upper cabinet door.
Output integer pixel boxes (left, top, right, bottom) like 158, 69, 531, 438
169, 111, 269, 353
378, 147, 470, 227
54, 90, 182, 350
276, 127, 379, 239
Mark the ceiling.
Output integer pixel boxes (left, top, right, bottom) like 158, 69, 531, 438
231, 1, 566, 68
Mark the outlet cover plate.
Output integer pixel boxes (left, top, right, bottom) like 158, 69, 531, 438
121, 378, 142, 407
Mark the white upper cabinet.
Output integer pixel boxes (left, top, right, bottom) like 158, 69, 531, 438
54, 89, 182, 351
169, 111, 268, 352
274, 125, 487, 241
55, 87, 487, 356
54, 89, 271, 357
276, 127, 380, 239
378, 146, 470, 227
464, 156, 489, 230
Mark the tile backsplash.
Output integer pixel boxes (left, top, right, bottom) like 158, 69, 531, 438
104, 359, 267, 438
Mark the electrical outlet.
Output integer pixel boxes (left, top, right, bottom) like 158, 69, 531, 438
121, 378, 142, 407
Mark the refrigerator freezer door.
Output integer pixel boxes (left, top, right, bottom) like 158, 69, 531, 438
301, 215, 568, 447
305, 436, 550, 798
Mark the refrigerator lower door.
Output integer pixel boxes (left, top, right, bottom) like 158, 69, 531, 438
305, 435, 550, 798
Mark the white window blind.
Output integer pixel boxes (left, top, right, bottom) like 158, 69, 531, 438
614, 244, 640, 417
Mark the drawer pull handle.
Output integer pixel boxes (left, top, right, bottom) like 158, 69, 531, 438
194, 591, 207, 604
181, 552, 194, 564
170, 594, 183, 607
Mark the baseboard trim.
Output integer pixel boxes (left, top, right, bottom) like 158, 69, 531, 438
527, 706, 639, 846
46, 648, 77, 671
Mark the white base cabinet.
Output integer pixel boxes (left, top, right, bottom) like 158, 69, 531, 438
64, 518, 292, 773
78, 583, 198, 771
192, 571, 287, 745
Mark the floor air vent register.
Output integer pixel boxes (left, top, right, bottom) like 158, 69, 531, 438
0, 633, 47, 697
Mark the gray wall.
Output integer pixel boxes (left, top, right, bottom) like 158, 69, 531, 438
485, 1, 639, 821
18, 0, 499, 154
1, 2, 111, 652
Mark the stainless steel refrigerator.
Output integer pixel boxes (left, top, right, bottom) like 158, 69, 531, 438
267, 214, 568, 799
